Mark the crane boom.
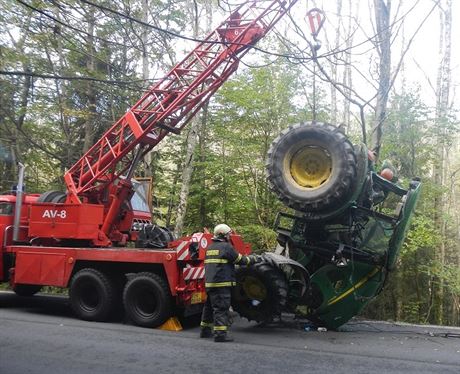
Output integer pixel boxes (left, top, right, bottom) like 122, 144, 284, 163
64, 0, 298, 204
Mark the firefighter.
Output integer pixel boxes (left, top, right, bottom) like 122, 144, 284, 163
200, 223, 260, 342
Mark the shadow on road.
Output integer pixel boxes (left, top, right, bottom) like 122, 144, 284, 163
0, 291, 202, 328
0, 291, 72, 318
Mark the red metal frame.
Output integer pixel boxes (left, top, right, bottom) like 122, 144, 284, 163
8, 246, 179, 291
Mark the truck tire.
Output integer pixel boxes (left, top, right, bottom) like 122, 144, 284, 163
232, 263, 288, 322
69, 268, 117, 322
135, 225, 175, 249
266, 122, 357, 216
37, 190, 66, 203
13, 284, 42, 297
123, 272, 172, 327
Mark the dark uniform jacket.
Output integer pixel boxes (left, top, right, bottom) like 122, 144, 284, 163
204, 238, 252, 288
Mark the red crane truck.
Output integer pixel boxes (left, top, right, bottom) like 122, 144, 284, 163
0, 1, 299, 328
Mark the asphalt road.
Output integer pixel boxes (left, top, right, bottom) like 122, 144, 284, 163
0, 291, 459, 374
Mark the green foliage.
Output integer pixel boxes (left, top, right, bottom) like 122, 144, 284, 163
234, 224, 277, 253
402, 214, 440, 257
402, 300, 422, 324
427, 261, 460, 296
441, 264, 460, 295
383, 91, 433, 177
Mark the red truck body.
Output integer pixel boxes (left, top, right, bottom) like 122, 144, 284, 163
0, 192, 250, 326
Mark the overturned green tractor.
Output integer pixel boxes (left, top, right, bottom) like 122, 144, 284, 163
232, 122, 421, 329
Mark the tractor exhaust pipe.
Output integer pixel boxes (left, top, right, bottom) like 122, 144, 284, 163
13, 162, 25, 242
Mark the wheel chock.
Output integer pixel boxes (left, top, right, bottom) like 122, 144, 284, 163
158, 317, 183, 331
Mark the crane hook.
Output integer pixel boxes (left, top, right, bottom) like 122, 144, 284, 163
307, 8, 325, 51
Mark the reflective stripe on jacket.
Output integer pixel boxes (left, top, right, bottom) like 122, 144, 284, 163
204, 239, 252, 288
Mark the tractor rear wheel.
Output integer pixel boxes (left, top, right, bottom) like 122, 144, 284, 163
69, 268, 117, 322
232, 263, 288, 322
123, 272, 172, 327
266, 122, 357, 217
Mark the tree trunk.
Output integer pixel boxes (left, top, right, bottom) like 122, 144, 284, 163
371, 0, 391, 159
141, 0, 153, 177
173, 1, 212, 237
51, 5, 73, 170
82, 8, 97, 154
432, 0, 452, 325
341, 0, 355, 130
330, 0, 342, 125
173, 116, 201, 237
0, 16, 32, 189
198, 102, 209, 229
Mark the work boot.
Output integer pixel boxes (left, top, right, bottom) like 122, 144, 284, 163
199, 328, 213, 338
214, 334, 233, 343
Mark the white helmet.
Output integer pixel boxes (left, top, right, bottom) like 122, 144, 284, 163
213, 223, 232, 238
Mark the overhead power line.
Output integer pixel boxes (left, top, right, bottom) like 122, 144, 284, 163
0, 70, 159, 85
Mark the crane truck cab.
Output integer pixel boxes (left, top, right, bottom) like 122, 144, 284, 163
0, 193, 40, 281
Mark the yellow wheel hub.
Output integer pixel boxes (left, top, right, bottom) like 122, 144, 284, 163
242, 276, 267, 301
290, 146, 332, 188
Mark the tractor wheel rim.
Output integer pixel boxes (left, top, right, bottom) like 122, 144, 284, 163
241, 276, 267, 301
289, 146, 332, 188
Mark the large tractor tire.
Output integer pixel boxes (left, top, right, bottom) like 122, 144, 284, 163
69, 268, 118, 322
13, 284, 42, 297
266, 122, 358, 218
123, 272, 172, 327
232, 263, 288, 322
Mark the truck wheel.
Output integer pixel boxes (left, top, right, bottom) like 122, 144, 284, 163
13, 284, 42, 297
266, 122, 357, 216
232, 263, 288, 322
37, 190, 66, 203
135, 225, 175, 249
123, 272, 172, 327
69, 268, 117, 322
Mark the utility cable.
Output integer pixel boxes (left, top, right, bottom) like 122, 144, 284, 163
0, 70, 160, 86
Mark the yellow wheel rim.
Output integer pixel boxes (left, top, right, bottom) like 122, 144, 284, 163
242, 276, 267, 301
289, 146, 332, 188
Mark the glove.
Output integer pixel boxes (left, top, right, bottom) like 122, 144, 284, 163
247, 254, 263, 265
260, 253, 277, 267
